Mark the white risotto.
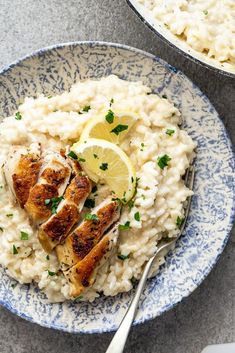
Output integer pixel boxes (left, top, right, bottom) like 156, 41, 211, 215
137, 0, 235, 70
0, 75, 195, 302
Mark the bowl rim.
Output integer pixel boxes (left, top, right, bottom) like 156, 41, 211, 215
126, 0, 235, 78
0, 40, 235, 334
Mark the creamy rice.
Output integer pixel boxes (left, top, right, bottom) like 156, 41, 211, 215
137, 0, 235, 70
0, 75, 196, 302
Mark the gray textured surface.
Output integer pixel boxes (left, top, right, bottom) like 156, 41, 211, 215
0, 1, 234, 352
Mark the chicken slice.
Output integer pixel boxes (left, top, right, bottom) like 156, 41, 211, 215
38, 175, 92, 253
2, 143, 42, 208
64, 224, 119, 297
56, 198, 120, 268
24, 151, 71, 225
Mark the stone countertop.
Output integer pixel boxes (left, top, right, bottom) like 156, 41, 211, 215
0, 1, 234, 353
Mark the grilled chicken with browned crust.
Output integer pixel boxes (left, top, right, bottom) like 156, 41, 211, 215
24, 151, 71, 225
3, 144, 121, 298
56, 198, 120, 269
64, 225, 119, 297
3, 143, 42, 208
38, 175, 92, 253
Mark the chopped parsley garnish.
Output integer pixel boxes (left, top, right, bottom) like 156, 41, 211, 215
157, 154, 171, 169
0, 227, 3, 232
140, 142, 145, 151
203, 10, 208, 15
141, 194, 146, 200
99, 163, 108, 171
134, 212, 140, 222
48, 270, 56, 276
68, 151, 78, 160
11, 283, 17, 288
118, 221, 130, 231
131, 176, 134, 183
82, 105, 91, 112
78, 157, 86, 162
84, 213, 99, 221
6, 213, 13, 218
166, 129, 175, 136
12, 245, 18, 255
118, 254, 129, 261
105, 109, 114, 124
45, 196, 64, 214
47, 95, 52, 99
74, 295, 83, 301
46, 255, 50, 260
84, 198, 95, 208
15, 111, 22, 120
92, 185, 97, 193
162, 94, 168, 99
176, 216, 184, 228
20, 231, 29, 240
127, 200, 134, 209
109, 98, 114, 107
111, 124, 128, 136
93, 153, 98, 159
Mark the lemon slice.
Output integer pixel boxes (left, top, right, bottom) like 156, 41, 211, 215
80, 110, 137, 144
72, 138, 136, 201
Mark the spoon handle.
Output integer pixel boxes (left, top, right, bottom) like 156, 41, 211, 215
105, 255, 155, 353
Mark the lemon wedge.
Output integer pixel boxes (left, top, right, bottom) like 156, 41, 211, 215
72, 138, 136, 202
80, 110, 137, 144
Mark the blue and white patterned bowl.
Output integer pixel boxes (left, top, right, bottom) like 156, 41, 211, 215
0, 41, 234, 334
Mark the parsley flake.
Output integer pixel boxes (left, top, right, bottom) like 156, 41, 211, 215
15, 112, 22, 120
176, 216, 184, 228
109, 98, 114, 107
118, 254, 129, 261
78, 157, 86, 162
203, 10, 208, 15
47, 95, 52, 99
74, 295, 83, 301
48, 270, 56, 276
157, 155, 171, 169
105, 109, 114, 124
118, 221, 130, 231
0, 227, 3, 232
111, 124, 128, 136
45, 196, 64, 214
6, 213, 13, 218
93, 154, 98, 159
11, 283, 17, 288
20, 231, 29, 240
84, 213, 99, 221
46, 255, 50, 260
12, 245, 18, 255
127, 200, 134, 209
99, 163, 108, 171
84, 198, 95, 208
68, 151, 78, 160
134, 212, 141, 222
166, 129, 175, 136
82, 105, 91, 112
162, 94, 168, 99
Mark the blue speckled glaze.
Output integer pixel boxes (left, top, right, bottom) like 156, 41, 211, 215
0, 41, 234, 334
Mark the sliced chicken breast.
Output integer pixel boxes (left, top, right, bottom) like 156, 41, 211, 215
64, 225, 119, 297
38, 175, 92, 253
2, 143, 42, 208
25, 151, 71, 225
56, 198, 120, 268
